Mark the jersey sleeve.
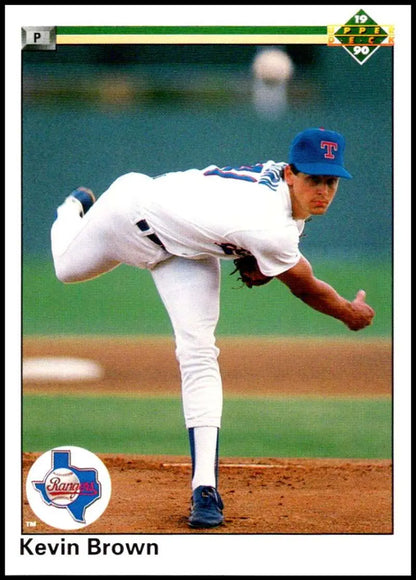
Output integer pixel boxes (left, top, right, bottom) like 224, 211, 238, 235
229, 226, 302, 277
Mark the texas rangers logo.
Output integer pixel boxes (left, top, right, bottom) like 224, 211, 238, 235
26, 446, 111, 530
321, 141, 338, 159
32, 449, 100, 523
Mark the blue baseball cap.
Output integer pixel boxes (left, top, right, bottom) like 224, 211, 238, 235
289, 128, 352, 179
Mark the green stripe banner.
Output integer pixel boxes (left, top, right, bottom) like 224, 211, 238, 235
57, 25, 328, 35
56, 25, 329, 45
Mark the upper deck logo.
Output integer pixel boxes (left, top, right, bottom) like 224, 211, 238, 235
328, 9, 394, 65
26, 446, 111, 530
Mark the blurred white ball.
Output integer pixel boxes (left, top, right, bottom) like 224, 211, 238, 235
252, 49, 294, 85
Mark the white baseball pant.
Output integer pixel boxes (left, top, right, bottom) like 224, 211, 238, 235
51, 173, 223, 429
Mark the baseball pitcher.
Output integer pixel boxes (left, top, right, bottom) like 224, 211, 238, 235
50, 127, 375, 528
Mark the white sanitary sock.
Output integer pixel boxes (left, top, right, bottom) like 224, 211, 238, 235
188, 426, 219, 490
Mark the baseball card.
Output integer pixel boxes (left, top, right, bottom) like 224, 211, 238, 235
5, 4, 411, 576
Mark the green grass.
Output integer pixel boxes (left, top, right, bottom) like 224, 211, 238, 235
23, 395, 392, 459
23, 256, 391, 336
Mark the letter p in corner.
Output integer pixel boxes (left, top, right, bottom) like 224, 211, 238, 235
22, 27, 56, 50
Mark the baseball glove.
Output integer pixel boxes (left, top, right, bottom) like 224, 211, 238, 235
230, 255, 273, 288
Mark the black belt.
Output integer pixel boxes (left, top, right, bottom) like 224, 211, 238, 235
136, 219, 166, 249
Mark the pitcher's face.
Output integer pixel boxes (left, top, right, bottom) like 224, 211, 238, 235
285, 165, 339, 220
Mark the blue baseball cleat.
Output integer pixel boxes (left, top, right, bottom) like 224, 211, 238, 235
188, 486, 224, 528
68, 187, 96, 216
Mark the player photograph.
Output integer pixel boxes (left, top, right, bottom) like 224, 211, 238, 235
5, 4, 411, 577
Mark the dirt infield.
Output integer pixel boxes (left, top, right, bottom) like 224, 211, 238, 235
22, 336, 392, 534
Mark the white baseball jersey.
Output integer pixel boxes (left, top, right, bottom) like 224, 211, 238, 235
51, 160, 305, 430
140, 161, 305, 277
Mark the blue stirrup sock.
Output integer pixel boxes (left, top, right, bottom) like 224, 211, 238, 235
188, 426, 219, 490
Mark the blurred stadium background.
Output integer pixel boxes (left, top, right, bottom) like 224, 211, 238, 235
21, 42, 393, 460
22, 43, 392, 337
